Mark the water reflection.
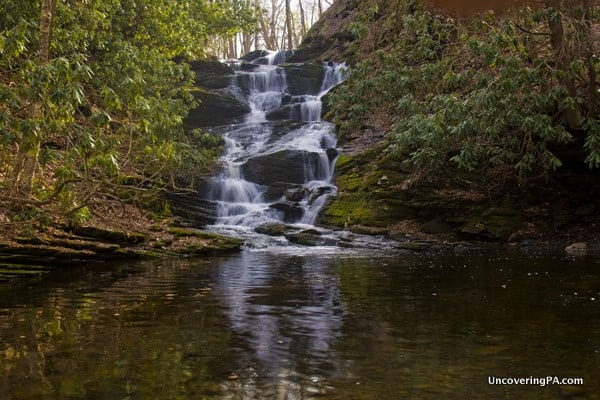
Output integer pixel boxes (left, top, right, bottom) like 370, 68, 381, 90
213, 252, 343, 398
0, 250, 598, 399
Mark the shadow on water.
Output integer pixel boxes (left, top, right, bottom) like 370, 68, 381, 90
0, 249, 598, 399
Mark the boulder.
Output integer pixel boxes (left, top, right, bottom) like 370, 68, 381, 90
238, 62, 259, 72
281, 63, 325, 95
185, 89, 250, 128
565, 242, 588, 256
265, 106, 293, 121
284, 188, 306, 202
326, 148, 338, 161
240, 50, 270, 63
189, 59, 234, 89
261, 182, 296, 202
270, 201, 304, 222
285, 231, 320, 246
241, 150, 322, 186
269, 120, 304, 141
255, 222, 288, 236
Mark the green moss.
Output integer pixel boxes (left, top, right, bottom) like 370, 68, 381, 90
167, 227, 201, 237
255, 223, 288, 236
336, 172, 364, 192
334, 154, 354, 169
320, 195, 378, 227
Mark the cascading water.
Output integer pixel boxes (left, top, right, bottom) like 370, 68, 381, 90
204, 50, 347, 238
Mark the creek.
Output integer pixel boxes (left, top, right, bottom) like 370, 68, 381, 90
0, 249, 599, 399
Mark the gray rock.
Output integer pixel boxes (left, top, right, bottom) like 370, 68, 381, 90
255, 222, 288, 236
241, 150, 322, 186
185, 89, 250, 128
565, 242, 588, 256
281, 62, 325, 95
285, 231, 319, 246
270, 201, 304, 222
240, 50, 270, 63
284, 188, 306, 202
189, 59, 234, 89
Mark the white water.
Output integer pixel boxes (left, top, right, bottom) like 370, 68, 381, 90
205, 51, 347, 233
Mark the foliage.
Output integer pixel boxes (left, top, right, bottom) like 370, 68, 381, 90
0, 0, 244, 224
329, 1, 600, 182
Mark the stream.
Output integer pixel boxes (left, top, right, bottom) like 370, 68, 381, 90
0, 249, 599, 399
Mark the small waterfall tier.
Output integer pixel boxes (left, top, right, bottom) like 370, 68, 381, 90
194, 50, 347, 238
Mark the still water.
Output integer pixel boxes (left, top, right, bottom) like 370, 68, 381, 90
0, 248, 598, 399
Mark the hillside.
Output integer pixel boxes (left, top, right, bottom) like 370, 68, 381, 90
295, 0, 600, 242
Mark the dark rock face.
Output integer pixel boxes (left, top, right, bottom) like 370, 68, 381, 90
281, 63, 325, 95
288, 0, 360, 63
240, 50, 295, 65
240, 50, 270, 63
189, 59, 234, 89
184, 89, 249, 128
164, 192, 218, 227
270, 201, 304, 222
284, 188, 306, 202
241, 150, 322, 186
265, 106, 293, 121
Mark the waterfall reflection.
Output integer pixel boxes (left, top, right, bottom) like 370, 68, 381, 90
213, 251, 343, 398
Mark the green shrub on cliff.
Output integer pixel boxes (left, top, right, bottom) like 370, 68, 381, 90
329, 1, 600, 181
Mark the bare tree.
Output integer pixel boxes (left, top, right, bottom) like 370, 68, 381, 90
285, 0, 294, 49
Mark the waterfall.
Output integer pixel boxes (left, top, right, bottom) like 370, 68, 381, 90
205, 51, 347, 233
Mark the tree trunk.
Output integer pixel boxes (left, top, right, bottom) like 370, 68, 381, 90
545, 1, 579, 129
17, 0, 57, 194
38, 0, 57, 63
581, 0, 597, 117
299, 0, 307, 37
285, 0, 294, 49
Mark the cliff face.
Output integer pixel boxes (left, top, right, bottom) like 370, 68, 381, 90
299, 0, 600, 241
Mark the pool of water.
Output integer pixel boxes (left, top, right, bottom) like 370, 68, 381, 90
0, 248, 598, 399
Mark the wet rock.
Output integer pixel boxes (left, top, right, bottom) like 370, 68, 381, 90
238, 62, 259, 72
269, 120, 304, 140
261, 182, 298, 202
281, 63, 325, 95
565, 242, 588, 256
326, 148, 338, 161
188, 59, 234, 89
240, 50, 270, 63
285, 231, 320, 246
284, 188, 306, 202
255, 222, 288, 236
241, 150, 322, 186
185, 89, 249, 128
265, 106, 293, 121
241, 50, 294, 65
307, 185, 335, 204
270, 201, 304, 223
